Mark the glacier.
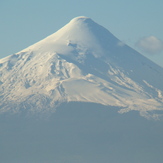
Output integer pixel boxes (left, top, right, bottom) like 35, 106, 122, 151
0, 16, 163, 118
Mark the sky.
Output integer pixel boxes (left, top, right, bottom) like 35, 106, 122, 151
1, 0, 163, 67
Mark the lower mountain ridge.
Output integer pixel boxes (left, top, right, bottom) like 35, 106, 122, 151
1, 102, 163, 163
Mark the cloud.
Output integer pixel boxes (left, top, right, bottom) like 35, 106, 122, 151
117, 41, 125, 47
136, 36, 163, 55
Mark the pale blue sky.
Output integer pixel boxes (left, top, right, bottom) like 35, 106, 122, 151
1, 0, 163, 67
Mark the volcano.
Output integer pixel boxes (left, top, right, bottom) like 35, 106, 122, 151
0, 16, 163, 118
1, 16, 163, 163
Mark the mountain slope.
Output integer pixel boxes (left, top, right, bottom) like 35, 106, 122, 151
0, 16, 163, 118
1, 102, 163, 163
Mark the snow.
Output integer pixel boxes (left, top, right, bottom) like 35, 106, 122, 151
0, 16, 163, 118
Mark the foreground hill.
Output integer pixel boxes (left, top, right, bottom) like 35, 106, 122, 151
1, 102, 163, 163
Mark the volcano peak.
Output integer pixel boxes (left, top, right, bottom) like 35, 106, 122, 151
69, 16, 93, 24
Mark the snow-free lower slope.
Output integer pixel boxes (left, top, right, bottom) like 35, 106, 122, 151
0, 16, 163, 118
1, 103, 163, 163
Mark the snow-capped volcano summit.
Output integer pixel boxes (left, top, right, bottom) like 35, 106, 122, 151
0, 16, 163, 117
22, 16, 116, 58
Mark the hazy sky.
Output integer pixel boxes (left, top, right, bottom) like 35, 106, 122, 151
1, 0, 163, 67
